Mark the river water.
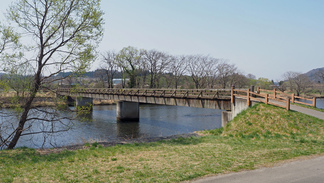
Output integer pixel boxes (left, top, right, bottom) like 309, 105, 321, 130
13, 105, 223, 149
315, 98, 324, 109
4, 98, 324, 149
297, 98, 324, 109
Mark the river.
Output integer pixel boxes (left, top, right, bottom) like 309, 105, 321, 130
4, 98, 324, 149
13, 105, 223, 149
296, 98, 324, 109
315, 98, 324, 109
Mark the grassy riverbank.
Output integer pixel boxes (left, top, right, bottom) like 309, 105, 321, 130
1, 103, 323, 182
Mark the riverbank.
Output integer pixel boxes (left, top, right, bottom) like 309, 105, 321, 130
0, 103, 323, 182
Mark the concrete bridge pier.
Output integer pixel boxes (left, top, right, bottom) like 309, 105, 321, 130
116, 101, 139, 122
76, 97, 93, 111
222, 98, 257, 127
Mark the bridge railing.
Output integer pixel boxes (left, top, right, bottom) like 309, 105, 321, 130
232, 87, 291, 110
57, 88, 231, 100
257, 88, 316, 107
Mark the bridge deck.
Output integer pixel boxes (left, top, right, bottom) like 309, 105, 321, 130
57, 88, 232, 110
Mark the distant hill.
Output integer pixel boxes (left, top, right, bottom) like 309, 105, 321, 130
305, 67, 324, 82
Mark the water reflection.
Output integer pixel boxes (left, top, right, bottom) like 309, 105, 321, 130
116, 122, 140, 139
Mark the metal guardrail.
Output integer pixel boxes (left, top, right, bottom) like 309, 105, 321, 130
57, 88, 232, 100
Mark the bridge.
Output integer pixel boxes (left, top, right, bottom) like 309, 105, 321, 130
57, 87, 322, 125
57, 88, 232, 122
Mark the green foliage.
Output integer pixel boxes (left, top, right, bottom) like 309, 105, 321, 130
116, 46, 142, 88
0, 80, 10, 92
256, 77, 273, 89
91, 142, 99, 147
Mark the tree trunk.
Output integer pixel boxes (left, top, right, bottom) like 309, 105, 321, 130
150, 74, 154, 88
7, 71, 41, 149
7, 95, 35, 149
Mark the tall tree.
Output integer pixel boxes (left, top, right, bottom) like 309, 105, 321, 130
0, 0, 104, 149
165, 56, 187, 89
116, 46, 142, 88
186, 55, 213, 89
229, 72, 249, 88
101, 51, 118, 88
283, 71, 310, 96
142, 49, 170, 88
204, 57, 219, 88
256, 77, 272, 90
216, 61, 237, 89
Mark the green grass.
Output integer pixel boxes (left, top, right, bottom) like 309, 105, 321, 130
223, 103, 324, 139
0, 103, 323, 182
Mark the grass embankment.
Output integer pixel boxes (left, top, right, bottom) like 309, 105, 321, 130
1, 104, 323, 182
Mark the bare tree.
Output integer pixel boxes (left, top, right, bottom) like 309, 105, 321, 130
283, 71, 311, 96
164, 56, 187, 89
137, 49, 149, 88
93, 69, 106, 88
0, 0, 104, 149
186, 55, 213, 89
246, 73, 256, 80
142, 49, 170, 88
217, 61, 237, 89
101, 51, 118, 88
229, 72, 249, 88
204, 57, 219, 88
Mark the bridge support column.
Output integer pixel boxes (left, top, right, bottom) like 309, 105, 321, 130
76, 97, 93, 111
222, 98, 258, 127
116, 101, 139, 122
222, 111, 232, 127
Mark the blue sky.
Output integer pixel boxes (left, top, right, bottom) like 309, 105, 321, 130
1, 0, 324, 80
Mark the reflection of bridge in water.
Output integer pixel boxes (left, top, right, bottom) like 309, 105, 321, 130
57, 88, 232, 123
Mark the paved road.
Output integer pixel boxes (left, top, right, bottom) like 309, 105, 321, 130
189, 156, 324, 183
267, 99, 324, 120
290, 105, 324, 120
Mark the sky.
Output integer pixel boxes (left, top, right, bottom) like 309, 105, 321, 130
1, 0, 324, 81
